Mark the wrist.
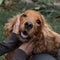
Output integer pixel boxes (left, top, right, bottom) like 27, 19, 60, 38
13, 49, 27, 59
18, 48, 29, 56
12, 30, 19, 34
18, 48, 28, 56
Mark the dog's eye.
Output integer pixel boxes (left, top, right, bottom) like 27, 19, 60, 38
22, 14, 27, 17
36, 19, 41, 24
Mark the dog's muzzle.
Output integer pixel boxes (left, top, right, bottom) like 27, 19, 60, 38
24, 22, 33, 31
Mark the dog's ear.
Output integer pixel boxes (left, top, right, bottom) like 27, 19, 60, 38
37, 15, 44, 33
40, 15, 55, 38
4, 14, 21, 37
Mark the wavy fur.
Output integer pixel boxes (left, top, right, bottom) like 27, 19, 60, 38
3, 10, 60, 60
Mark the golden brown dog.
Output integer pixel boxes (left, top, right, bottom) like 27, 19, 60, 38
4, 10, 60, 60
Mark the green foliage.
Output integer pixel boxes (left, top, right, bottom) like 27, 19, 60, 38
38, 0, 54, 3
0, 0, 3, 5
4, 0, 9, 5
0, 0, 8, 5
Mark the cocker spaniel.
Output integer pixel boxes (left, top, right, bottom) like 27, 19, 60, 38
4, 10, 60, 60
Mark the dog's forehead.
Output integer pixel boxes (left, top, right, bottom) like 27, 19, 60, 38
24, 10, 40, 17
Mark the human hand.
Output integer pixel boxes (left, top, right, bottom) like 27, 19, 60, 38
19, 36, 36, 55
12, 17, 20, 34
19, 41, 34, 55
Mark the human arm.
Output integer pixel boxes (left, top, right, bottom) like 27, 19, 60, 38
11, 37, 35, 60
0, 18, 21, 56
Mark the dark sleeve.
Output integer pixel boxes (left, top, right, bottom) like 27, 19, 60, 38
57, 48, 60, 60
0, 33, 21, 56
12, 49, 27, 60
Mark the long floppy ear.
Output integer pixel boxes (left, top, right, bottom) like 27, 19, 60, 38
36, 13, 55, 40
41, 15, 55, 38
4, 14, 21, 37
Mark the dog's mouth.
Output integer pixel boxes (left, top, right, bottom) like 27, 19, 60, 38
21, 31, 28, 39
19, 31, 29, 39
19, 30, 35, 42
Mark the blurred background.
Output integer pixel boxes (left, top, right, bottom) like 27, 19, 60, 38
0, 0, 60, 59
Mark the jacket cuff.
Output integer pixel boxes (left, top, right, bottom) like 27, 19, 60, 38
9, 33, 18, 41
12, 49, 27, 60
1, 33, 20, 50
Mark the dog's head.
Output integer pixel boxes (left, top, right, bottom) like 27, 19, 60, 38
4, 10, 44, 42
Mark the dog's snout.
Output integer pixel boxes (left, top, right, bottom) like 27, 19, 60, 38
24, 22, 33, 30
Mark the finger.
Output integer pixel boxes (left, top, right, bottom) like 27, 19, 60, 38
15, 18, 21, 29
13, 17, 21, 34
29, 42, 34, 47
27, 36, 36, 44
15, 17, 20, 26
27, 42, 34, 50
26, 42, 34, 49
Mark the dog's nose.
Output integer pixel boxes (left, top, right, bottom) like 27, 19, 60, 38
24, 22, 33, 30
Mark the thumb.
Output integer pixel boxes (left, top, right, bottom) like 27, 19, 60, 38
15, 17, 20, 26
13, 17, 20, 34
